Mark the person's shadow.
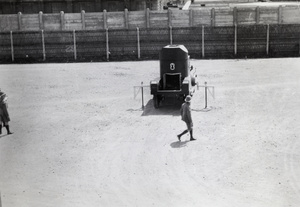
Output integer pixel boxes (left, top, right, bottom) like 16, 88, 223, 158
0, 134, 8, 139
170, 140, 189, 148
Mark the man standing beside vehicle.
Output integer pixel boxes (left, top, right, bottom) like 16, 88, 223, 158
177, 95, 196, 141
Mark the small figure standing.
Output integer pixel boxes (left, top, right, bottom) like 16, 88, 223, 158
177, 95, 196, 141
0, 89, 13, 135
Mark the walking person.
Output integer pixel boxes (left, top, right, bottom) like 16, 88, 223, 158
177, 95, 196, 141
0, 89, 13, 135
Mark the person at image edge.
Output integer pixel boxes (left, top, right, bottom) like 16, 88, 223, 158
0, 89, 13, 135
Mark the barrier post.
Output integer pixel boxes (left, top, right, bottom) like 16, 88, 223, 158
168, 9, 172, 27
133, 83, 149, 110
81, 10, 86, 30
39, 11, 44, 30
17, 12, 22, 31
256, 6, 260, 24
211, 8, 215, 27
233, 7, 237, 25
106, 28, 109, 61
204, 82, 208, 108
278, 6, 282, 24
169, 26, 173, 45
125, 9, 129, 29
202, 25, 205, 58
103, 10, 107, 29
73, 30, 77, 60
189, 9, 194, 27
41, 30, 46, 61
141, 82, 144, 110
266, 24, 269, 55
234, 23, 237, 56
146, 8, 150, 28
197, 81, 215, 110
299, 34, 300, 56
60, 11, 65, 30
10, 31, 14, 62
137, 27, 140, 59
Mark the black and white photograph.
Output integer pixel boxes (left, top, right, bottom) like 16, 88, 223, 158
0, 0, 300, 206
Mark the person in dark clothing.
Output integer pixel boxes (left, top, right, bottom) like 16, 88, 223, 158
0, 89, 13, 135
177, 95, 196, 141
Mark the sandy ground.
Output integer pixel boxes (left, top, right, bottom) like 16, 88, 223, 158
0, 58, 300, 207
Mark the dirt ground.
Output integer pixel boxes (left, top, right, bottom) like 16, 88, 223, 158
0, 58, 299, 207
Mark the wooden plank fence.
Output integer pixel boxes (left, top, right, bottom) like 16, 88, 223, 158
2, 24, 300, 63
2, 6, 300, 32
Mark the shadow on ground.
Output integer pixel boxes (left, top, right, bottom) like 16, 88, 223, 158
141, 98, 183, 116
0, 134, 9, 139
170, 140, 189, 148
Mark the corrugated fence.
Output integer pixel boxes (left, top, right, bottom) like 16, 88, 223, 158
1, 24, 300, 63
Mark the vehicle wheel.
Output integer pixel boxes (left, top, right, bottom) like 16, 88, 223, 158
153, 95, 159, 108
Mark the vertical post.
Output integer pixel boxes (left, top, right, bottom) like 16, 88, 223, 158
233, 7, 237, 26
0, 191, 2, 207
81, 10, 86, 30
169, 26, 173, 45
299, 34, 300, 56
141, 82, 144, 110
106, 28, 109, 61
189, 9, 194, 27
10, 31, 14, 62
256, 6, 260, 24
60, 11, 65, 30
103, 10, 107, 29
202, 25, 205, 58
266, 24, 269, 55
73, 30, 77, 60
39, 11, 43, 30
41, 30, 46, 61
234, 23, 237, 56
204, 82, 207, 109
211, 8, 215, 27
125, 8, 129, 29
278, 6, 282, 24
298, 34, 300, 56
168, 9, 172, 27
146, 8, 150, 28
137, 27, 140, 59
17, 12, 22, 31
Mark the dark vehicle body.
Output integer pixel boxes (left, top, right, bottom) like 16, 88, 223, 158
150, 45, 197, 108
